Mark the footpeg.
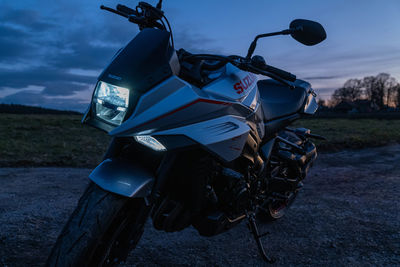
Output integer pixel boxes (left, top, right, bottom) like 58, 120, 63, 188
247, 212, 276, 263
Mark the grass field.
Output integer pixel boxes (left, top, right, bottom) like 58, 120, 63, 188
1, 114, 400, 167
0, 114, 110, 167
294, 118, 400, 151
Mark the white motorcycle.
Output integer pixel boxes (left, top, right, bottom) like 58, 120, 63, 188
47, 1, 326, 265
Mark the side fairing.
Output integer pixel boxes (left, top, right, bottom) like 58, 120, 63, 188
154, 115, 251, 162
109, 65, 263, 162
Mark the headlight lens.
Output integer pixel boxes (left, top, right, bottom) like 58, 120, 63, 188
134, 135, 166, 151
94, 81, 130, 126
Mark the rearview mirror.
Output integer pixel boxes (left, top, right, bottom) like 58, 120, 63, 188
289, 19, 326, 46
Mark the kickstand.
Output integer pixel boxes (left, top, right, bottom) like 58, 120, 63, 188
247, 212, 276, 263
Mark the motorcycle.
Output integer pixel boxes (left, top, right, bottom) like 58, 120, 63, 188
47, 1, 326, 265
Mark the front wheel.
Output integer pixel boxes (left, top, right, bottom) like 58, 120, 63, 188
46, 182, 149, 267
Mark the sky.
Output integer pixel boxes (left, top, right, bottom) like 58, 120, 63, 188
1, 0, 400, 111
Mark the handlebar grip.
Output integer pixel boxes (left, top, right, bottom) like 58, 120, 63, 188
116, 4, 138, 16
264, 65, 297, 82
128, 16, 145, 24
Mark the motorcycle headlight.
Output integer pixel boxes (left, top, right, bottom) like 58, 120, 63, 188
93, 81, 130, 126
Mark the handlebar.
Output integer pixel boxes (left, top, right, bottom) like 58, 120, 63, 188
262, 65, 296, 82
100, 4, 165, 30
183, 53, 297, 87
101, 3, 296, 86
247, 64, 296, 89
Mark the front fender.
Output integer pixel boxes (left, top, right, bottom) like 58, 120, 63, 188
89, 158, 155, 198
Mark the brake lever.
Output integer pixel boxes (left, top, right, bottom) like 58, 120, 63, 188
100, 5, 129, 18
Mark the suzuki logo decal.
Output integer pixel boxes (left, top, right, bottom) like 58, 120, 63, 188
108, 74, 122, 81
233, 74, 257, 94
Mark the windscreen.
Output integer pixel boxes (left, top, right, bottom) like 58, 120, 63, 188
98, 28, 173, 94
83, 28, 174, 132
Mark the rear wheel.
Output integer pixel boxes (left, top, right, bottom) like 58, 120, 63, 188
257, 154, 302, 223
257, 191, 298, 222
46, 182, 149, 267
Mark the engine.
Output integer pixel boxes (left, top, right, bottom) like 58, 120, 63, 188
192, 166, 252, 236
151, 128, 318, 237
268, 129, 317, 193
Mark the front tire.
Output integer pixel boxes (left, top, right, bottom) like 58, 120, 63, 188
46, 182, 149, 267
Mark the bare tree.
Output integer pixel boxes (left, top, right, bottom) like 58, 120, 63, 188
331, 78, 362, 103
331, 73, 399, 110
363, 73, 390, 110
386, 77, 398, 107
331, 88, 347, 103
343, 79, 363, 100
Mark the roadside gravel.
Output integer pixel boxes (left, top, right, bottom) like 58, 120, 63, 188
0, 145, 399, 266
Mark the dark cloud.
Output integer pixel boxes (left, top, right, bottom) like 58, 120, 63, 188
0, 4, 130, 107
0, 2, 224, 110
0, 8, 56, 31
41, 82, 90, 96
302, 75, 343, 80
0, 67, 96, 92
0, 24, 35, 59
0, 38, 34, 60
0, 24, 31, 39
174, 29, 221, 54
48, 41, 119, 70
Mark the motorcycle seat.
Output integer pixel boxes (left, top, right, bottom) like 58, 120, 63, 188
258, 79, 309, 121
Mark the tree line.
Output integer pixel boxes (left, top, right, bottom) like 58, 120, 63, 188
326, 73, 400, 110
0, 104, 82, 115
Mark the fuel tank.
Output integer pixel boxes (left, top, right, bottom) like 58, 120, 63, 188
203, 64, 258, 104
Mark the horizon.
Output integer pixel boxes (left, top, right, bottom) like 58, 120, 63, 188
1, 0, 400, 112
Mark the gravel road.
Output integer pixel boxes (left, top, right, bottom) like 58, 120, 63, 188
0, 145, 399, 266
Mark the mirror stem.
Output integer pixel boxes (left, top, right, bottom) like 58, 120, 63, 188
246, 29, 293, 59
156, 0, 162, 9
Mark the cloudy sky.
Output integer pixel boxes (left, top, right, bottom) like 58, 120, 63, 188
1, 0, 400, 111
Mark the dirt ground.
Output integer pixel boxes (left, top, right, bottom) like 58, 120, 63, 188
0, 145, 399, 266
